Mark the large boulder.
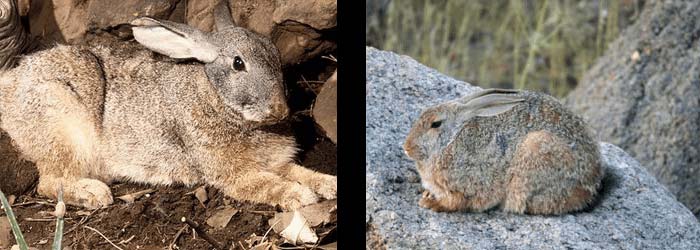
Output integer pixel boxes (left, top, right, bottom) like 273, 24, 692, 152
565, 0, 700, 216
22, 0, 336, 66
366, 47, 700, 249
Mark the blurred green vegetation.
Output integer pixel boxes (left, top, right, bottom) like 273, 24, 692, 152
366, 0, 643, 97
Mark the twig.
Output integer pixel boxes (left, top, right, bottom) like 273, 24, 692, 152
84, 225, 124, 250
299, 75, 319, 95
11, 200, 55, 207
181, 216, 224, 250
276, 246, 305, 250
321, 55, 337, 62
169, 225, 187, 250
295, 80, 326, 84
261, 219, 280, 244
117, 235, 135, 245
24, 218, 60, 222
63, 209, 99, 236
249, 210, 277, 215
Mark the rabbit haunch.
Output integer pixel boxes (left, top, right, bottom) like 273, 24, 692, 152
0, 17, 336, 210
404, 89, 602, 215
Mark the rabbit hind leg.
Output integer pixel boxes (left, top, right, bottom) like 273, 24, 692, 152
33, 91, 111, 208
507, 130, 591, 214
38, 111, 113, 209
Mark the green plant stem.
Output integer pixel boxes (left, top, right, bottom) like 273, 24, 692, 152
0, 189, 28, 250
52, 187, 65, 250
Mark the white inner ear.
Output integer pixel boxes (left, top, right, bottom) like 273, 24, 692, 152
475, 102, 522, 117
132, 26, 218, 63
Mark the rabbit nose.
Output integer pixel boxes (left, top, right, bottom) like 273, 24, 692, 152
403, 141, 419, 159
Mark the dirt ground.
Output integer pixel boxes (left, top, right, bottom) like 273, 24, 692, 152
4, 134, 336, 250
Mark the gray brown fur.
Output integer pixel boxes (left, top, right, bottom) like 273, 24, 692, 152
404, 89, 602, 215
0, 15, 335, 210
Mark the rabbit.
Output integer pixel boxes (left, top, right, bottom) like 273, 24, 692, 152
0, 5, 336, 210
403, 88, 603, 215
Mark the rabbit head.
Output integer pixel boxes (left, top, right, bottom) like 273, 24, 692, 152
130, 16, 287, 124
404, 89, 525, 164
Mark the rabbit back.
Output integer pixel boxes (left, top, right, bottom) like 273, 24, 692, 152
0, 45, 107, 176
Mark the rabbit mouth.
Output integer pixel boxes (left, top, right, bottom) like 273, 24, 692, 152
240, 109, 266, 122
240, 108, 283, 125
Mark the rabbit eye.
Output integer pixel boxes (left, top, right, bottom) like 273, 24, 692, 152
233, 56, 246, 71
430, 120, 442, 128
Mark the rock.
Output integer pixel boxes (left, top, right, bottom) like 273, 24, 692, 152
185, 0, 221, 32
23, 0, 335, 66
26, 0, 179, 43
0, 216, 12, 249
230, 0, 336, 66
0, 0, 29, 69
313, 70, 337, 144
565, 0, 700, 216
87, 0, 178, 29
366, 47, 700, 249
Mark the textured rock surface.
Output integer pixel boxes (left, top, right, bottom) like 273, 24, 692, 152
565, 0, 700, 216
231, 0, 336, 66
313, 70, 337, 144
366, 47, 700, 249
0, 216, 12, 249
22, 0, 336, 66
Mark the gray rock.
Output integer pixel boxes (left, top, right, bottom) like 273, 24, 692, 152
366, 47, 700, 249
565, 0, 700, 216
313, 70, 337, 144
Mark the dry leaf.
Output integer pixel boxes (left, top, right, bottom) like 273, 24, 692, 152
117, 189, 155, 203
11, 245, 39, 250
76, 210, 92, 216
205, 205, 238, 229
269, 200, 336, 232
278, 211, 318, 245
299, 200, 336, 227
194, 186, 208, 206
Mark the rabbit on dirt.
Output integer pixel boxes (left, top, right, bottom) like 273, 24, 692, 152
403, 88, 603, 215
0, 9, 336, 210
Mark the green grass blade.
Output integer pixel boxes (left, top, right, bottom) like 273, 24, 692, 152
52, 186, 65, 250
0, 189, 28, 250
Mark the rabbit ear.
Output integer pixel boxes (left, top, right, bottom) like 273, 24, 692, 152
458, 90, 525, 117
474, 100, 523, 117
458, 88, 521, 104
131, 17, 219, 63
214, 0, 237, 31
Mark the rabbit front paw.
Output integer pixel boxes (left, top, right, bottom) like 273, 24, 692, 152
419, 190, 449, 212
313, 175, 337, 200
279, 184, 319, 210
